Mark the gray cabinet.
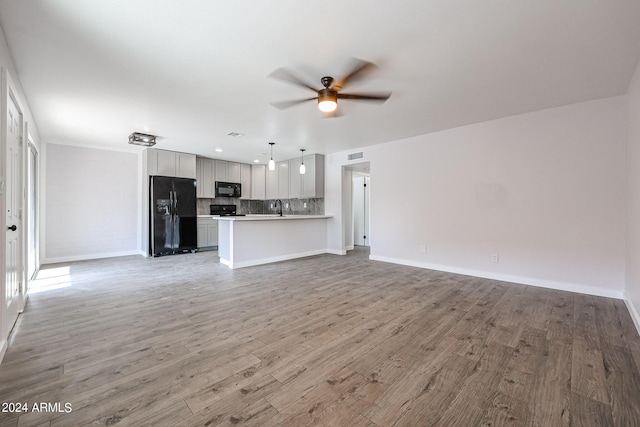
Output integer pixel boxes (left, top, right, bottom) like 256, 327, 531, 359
197, 217, 218, 249
196, 158, 215, 198
303, 154, 324, 198
252, 164, 266, 199
266, 165, 278, 199
277, 161, 289, 199
228, 162, 241, 182
147, 148, 196, 179
215, 160, 228, 182
289, 158, 303, 199
214, 160, 241, 182
240, 163, 252, 199
288, 154, 324, 198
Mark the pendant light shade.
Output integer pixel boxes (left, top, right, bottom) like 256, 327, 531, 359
268, 142, 276, 171
299, 148, 306, 174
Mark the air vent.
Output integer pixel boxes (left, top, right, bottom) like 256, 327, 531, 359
348, 152, 364, 161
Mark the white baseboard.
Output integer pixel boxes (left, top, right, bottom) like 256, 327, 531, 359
369, 255, 625, 300
221, 249, 329, 269
0, 339, 6, 364
623, 296, 640, 336
42, 249, 144, 265
326, 249, 347, 255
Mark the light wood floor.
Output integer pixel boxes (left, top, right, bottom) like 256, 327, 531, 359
1, 248, 640, 426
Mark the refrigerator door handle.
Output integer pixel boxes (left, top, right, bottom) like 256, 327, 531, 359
172, 190, 178, 220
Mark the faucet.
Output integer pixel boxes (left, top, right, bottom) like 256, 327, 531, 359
275, 199, 283, 216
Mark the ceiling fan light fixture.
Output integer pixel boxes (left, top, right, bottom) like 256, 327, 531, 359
317, 90, 337, 113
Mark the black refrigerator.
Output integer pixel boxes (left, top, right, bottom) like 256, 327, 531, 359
150, 175, 197, 256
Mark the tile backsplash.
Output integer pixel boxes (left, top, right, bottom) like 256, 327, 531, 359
197, 197, 324, 216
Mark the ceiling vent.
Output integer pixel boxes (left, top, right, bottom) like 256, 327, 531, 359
348, 152, 364, 161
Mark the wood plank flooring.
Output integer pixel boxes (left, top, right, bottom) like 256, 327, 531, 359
1, 247, 640, 426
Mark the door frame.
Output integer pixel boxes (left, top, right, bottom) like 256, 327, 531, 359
1, 68, 26, 362
25, 131, 39, 284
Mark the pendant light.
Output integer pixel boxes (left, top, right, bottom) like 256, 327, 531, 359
299, 148, 306, 174
268, 142, 276, 171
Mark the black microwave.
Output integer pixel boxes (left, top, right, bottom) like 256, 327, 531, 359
215, 181, 241, 198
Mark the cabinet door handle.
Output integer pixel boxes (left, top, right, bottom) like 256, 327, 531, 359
7, 225, 17, 231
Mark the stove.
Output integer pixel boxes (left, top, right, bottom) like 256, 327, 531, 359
209, 204, 245, 216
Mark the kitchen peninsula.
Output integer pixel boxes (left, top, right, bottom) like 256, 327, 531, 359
217, 215, 331, 268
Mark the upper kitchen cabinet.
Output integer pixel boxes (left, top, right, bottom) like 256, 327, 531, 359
228, 162, 241, 182
277, 161, 290, 199
215, 160, 228, 182
147, 148, 196, 179
252, 164, 266, 199
302, 154, 324, 198
289, 157, 303, 199
289, 154, 324, 198
214, 160, 241, 182
196, 157, 215, 198
240, 163, 252, 199
266, 166, 278, 199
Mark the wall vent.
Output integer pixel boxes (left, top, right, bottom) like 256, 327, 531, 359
348, 152, 364, 161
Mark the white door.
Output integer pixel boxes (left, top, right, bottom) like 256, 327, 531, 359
5, 91, 23, 333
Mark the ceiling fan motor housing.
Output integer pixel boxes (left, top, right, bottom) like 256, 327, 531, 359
321, 76, 334, 88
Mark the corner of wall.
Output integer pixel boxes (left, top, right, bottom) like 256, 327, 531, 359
624, 294, 640, 336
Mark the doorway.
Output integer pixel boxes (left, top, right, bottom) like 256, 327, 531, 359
353, 174, 370, 247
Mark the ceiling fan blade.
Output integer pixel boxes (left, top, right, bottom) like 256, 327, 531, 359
333, 58, 379, 90
337, 92, 391, 102
270, 97, 317, 110
268, 68, 319, 92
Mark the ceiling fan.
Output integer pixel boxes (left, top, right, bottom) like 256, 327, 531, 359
269, 58, 391, 115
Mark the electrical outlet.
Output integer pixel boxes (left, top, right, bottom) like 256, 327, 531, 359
270, 203, 273, 209
303, 202, 307, 208
491, 253, 499, 263
420, 244, 427, 254
285, 203, 289, 208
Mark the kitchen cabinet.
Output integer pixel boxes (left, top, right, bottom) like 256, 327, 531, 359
228, 162, 241, 182
266, 165, 278, 199
214, 160, 241, 182
215, 160, 228, 182
303, 154, 324, 198
289, 158, 303, 199
240, 163, 252, 199
288, 154, 324, 198
252, 164, 266, 199
197, 217, 218, 249
147, 148, 196, 179
277, 161, 289, 199
196, 157, 215, 198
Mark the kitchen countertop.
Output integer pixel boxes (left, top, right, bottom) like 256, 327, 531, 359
216, 214, 331, 221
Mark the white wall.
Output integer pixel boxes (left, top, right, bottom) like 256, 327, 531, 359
327, 96, 627, 298
44, 143, 140, 262
626, 61, 640, 329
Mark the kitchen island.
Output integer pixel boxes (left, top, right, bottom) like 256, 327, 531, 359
217, 215, 331, 269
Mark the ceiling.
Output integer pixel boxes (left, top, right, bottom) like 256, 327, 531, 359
1, 1, 639, 164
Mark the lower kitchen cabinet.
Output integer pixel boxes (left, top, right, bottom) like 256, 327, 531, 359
197, 217, 218, 250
